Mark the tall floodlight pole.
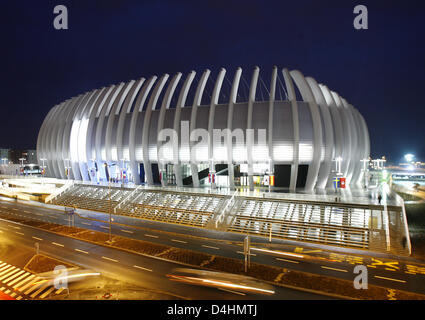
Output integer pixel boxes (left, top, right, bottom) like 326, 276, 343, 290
19, 157, 26, 176
109, 174, 112, 243
40, 158, 47, 182
361, 158, 369, 188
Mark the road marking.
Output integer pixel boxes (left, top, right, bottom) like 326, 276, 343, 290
102, 256, 118, 263
202, 245, 220, 250
10, 226, 21, 230
374, 275, 406, 283
32, 236, 43, 241
385, 268, 397, 272
100, 226, 109, 229
7, 272, 30, 286
74, 248, 89, 254
121, 229, 133, 234
321, 266, 348, 273
133, 265, 153, 272
39, 286, 55, 299
171, 239, 187, 244
51, 242, 64, 247
15, 232, 24, 236
81, 222, 91, 226
13, 274, 35, 289
370, 258, 400, 270
144, 234, 158, 238
276, 258, 299, 264
55, 287, 65, 295
0, 230, 2, 233
24, 211, 31, 214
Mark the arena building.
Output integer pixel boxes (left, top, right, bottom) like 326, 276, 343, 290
36, 66, 370, 192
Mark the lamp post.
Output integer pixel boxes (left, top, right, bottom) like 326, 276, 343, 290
19, 157, 26, 176
105, 163, 117, 244
360, 158, 369, 189
40, 158, 47, 180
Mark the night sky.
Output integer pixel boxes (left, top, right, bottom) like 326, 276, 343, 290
1, 0, 424, 163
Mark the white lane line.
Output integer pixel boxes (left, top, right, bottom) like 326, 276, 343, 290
15, 232, 25, 236
276, 257, 299, 264
81, 222, 91, 226
32, 237, 43, 241
102, 256, 118, 263
144, 234, 158, 239
321, 266, 348, 273
202, 245, 220, 250
100, 226, 109, 229
133, 265, 153, 272
374, 275, 406, 283
24, 211, 31, 214
171, 239, 187, 244
74, 249, 89, 254
34, 213, 42, 216
121, 229, 133, 234
51, 242, 64, 247
10, 226, 21, 230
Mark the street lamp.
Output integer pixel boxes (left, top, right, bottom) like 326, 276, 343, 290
19, 157, 26, 176
105, 163, 117, 244
40, 158, 47, 178
360, 158, 369, 188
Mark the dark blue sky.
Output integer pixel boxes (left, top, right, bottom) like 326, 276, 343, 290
1, 0, 424, 163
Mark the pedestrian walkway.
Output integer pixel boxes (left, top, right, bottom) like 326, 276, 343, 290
0, 260, 65, 300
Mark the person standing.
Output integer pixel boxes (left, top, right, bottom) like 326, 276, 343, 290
378, 194, 382, 205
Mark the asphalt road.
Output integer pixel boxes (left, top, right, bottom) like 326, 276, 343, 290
0, 216, 331, 300
1, 197, 425, 297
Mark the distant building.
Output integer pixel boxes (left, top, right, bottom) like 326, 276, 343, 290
0, 149, 9, 163
26, 150, 37, 164
0, 149, 37, 165
8, 149, 27, 164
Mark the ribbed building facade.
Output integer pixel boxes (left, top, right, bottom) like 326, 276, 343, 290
36, 66, 370, 191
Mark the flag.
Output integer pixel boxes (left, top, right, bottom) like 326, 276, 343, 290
334, 177, 346, 188
333, 177, 340, 188
270, 175, 275, 186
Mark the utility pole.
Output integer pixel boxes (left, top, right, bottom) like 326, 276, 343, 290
244, 235, 250, 272
108, 175, 112, 243
269, 223, 272, 242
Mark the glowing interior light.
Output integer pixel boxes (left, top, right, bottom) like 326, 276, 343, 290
272, 144, 293, 162
70, 120, 81, 162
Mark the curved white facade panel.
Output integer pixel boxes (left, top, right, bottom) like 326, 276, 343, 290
37, 66, 370, 191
